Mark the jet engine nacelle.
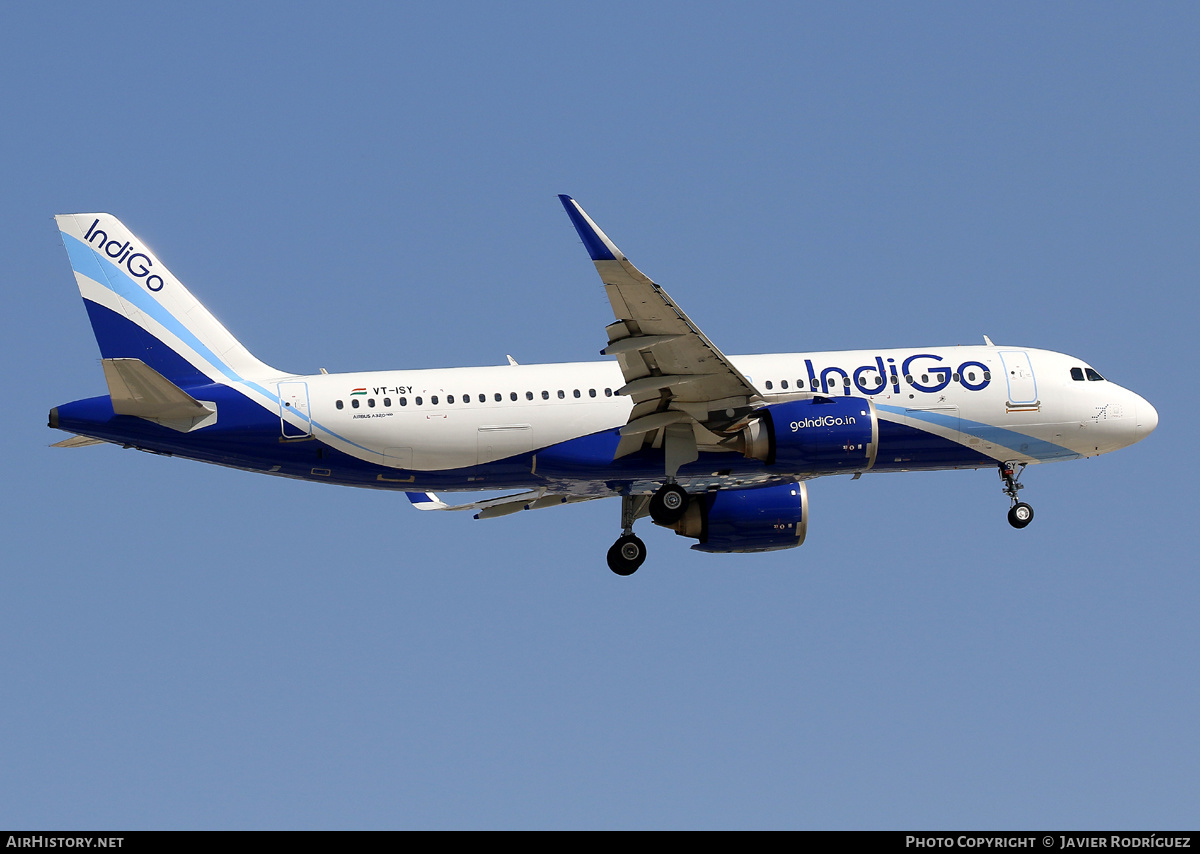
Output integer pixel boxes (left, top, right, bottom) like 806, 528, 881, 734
663, 481, 809, 553
735, 397, 878, 474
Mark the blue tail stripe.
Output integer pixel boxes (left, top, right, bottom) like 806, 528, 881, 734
83, 300, 211, 387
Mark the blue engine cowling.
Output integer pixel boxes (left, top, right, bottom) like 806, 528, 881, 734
663, 481, 809, 553
738, 396, 878, 474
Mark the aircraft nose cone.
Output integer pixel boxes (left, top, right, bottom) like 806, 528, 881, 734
1135, 395, 1158, 441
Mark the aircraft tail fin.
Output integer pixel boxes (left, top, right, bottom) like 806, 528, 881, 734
55, 214, 282, 388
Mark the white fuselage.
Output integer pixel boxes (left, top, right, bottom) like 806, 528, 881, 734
288, 345, 1156, 474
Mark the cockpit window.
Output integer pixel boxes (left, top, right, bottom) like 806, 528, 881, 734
1085, 368, 1105, 381
1071, 367, 1085, 381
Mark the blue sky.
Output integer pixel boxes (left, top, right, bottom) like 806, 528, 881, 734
2, 2, 1196, 829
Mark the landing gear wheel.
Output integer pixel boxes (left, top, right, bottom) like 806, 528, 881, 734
649, 483, 690, 525
1008, 502, 1034, 529
607, 534, 647, 576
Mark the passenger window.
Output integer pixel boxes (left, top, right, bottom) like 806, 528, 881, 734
336, 400, 344, 410
384, 397, 391, 407
921, 375, 928, 384
1071, 368, 1085, 381
415, 396, 423, 406
605, 388, 613, 397
447, 395, 454, 404
480, 394, 486, 403
573, 389, 581, 398
399, 397, 407, 406
765, 380, 773, 390
1086, 368, 1105, 381
431, 395, 439, 405
781, 380, 789, 389
510, 392, 517, 401
352, 399, 360, 409
495, 393, 502, 402
542, 391, 549, 400
797, 379, 805, 388
983, 371, 991, 381
843, 377, 850, 386
966, 372, 976, 382
589, 388, 596, 398
526, 391, 533, 401
557, 390, 565, 399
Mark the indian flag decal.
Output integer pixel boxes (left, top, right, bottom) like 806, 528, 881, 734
350, 388, 367, 395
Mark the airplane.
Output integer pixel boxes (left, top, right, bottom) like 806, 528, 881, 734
48, 197, 1158, 575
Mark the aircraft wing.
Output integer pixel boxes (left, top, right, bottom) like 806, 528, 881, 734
559, 196, 763, 457
406, 489, 605, 519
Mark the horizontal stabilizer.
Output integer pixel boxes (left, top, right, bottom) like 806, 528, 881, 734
50, 434, 108, 448
102, 358, 218, 432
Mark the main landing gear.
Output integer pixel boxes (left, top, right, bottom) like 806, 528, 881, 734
605, 483, 696, 575
648, 482, 689, 525
608, 427, 700, 574
607, 493, 652, 576
999, 461, 1034, 529
607, 534, 646, 576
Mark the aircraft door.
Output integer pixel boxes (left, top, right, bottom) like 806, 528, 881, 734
999, 351, 1038, 406
277, 381, 312, 438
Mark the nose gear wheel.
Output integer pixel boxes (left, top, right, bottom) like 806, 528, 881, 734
1007, 502, 1034, 528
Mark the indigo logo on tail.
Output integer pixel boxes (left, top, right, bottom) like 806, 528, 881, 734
83, 218, 165, 292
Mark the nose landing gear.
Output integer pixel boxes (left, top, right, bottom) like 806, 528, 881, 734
1000, 461, 1034, 529
1007, 502, 1034, 528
